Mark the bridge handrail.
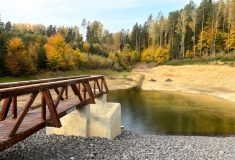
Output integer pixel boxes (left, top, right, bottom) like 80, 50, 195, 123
0, 75, 90, 89
0, 75, 106, 99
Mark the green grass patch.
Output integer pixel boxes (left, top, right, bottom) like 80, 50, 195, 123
0, 69, 127, 83
164, 53, 235, 66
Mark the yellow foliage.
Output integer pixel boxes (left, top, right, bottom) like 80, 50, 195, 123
83, 43, 91, 53
5, 38, 38, 75
155, 47, 169, 64
44, 33, 77, 70
78, 52, 112, 69
7, 37, 24, 53
141, 47, 156, 62
108, 52, 118, 63
186, 50, 193, 59
226, 27, 235, 50
141, 47, 169, 64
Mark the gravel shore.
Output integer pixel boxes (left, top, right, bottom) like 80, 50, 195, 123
1, 129, 235, 160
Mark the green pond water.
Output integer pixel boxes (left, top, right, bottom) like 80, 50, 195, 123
107, 89, 235, 136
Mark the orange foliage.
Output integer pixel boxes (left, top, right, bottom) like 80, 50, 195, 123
5, 38, 38, 75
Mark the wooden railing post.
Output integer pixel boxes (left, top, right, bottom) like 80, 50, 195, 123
41, 92, 46, 121
93, 80, 96, 94
83, 83, 86, 100
65, 86, 68, 99
11, 96, 17, 118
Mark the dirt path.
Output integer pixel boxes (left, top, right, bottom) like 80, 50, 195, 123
106, 65, 235, 103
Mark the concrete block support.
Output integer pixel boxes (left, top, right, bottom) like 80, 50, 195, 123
46, 104, 90, 137
89, 103, 121, 139
46, 94, 121, 140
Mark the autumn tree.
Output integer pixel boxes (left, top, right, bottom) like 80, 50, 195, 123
155, 47, 169, 64
44, 33, 77, 70
5, 37, 38, 75
141, 46, 156, 62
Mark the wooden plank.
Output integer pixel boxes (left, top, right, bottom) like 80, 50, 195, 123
0, 122, 45, 152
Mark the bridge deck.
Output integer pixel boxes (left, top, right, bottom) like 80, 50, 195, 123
0, 97, 82, 139
0, 75, 108, 152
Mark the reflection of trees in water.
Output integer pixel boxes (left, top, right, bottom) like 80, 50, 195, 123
108, 89, 235, 136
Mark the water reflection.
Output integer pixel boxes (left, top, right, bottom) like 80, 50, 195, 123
108, 89, 235, 135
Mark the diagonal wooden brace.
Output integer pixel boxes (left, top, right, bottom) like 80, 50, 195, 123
54, 88, 64, 100
9, 92, 38, 137
84, 82, 95, 104
54, 86, 66, 108
101, 78, 109, 93
0, 97, 12, 121
95, 79, 101, 92
71, 84, 83, 102
43, 90, 62, 128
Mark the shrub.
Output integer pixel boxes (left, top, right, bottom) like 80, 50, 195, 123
141, 47, 156, 62
141, 46, 169, 64
155, 47, 169, 64
186, 50, 193, 59
78, 52, 112, 69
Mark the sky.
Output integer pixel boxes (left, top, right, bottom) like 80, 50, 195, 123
0, 0, 201, 32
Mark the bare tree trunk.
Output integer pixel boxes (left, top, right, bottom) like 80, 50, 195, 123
200, 11, 205, 58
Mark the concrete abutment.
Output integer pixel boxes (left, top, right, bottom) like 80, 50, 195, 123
46, 94, 121, 140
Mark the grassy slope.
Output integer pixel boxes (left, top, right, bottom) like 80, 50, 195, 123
0, 69, 128, 83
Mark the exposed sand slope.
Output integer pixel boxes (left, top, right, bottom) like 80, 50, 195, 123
133, 65, 235, 102
105, 73, 143, 90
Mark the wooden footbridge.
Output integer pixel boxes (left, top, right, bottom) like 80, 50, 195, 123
0, 75, 108, 152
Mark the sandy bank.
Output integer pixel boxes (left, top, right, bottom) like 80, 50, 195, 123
107, 65, 235, 103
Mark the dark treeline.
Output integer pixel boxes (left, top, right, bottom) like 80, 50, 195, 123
0, 0, 235, 76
